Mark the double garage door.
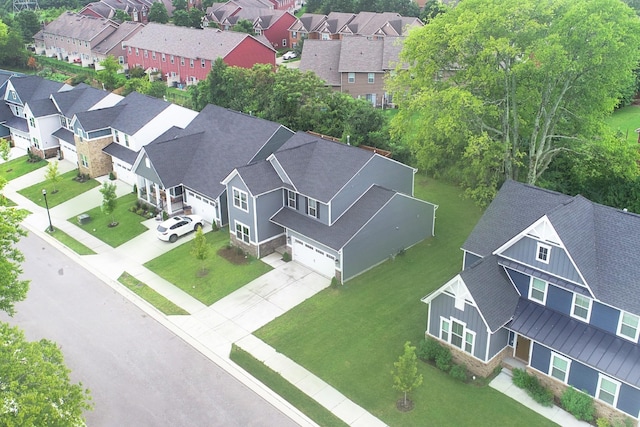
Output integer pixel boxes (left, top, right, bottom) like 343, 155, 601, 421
292, 238, 336, 278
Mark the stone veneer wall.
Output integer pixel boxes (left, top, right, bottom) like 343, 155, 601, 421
258, 235, 286, 258
230, 234, 258, 258
427, 335, 512, 378
75, 135, 114, 178
30, 146, 58, 159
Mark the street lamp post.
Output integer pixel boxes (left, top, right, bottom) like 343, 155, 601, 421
42, 189, 53, 232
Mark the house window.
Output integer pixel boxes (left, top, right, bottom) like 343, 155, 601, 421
440, 318, 450, 342
135, 47, 139, 56
440, 317, 474, 355
307, 198, 318, 218
128, 46, 132, 54
529, 277, 547, 304
233, 188, 248, 211
190, 59, 194, 68
451, 320, 464, 348
80, 154, 88, 167
536, 242, 551, 264
571, 294, 592, 321
201, 59, 206, 68
617, 311, 640, 341
348, 72, 355, 83
235, 221, 250, 243
282, 39, 287, 46
114, 130, 120, 143
29, 117, 35, 127
549, 353, 570, 383
32, 137, 39, 148
368, 73, 375, 83
162, 53, 166, 62
144, 50, 148, 58
181, 57, 185, 66
144, 157, 150, 168
597, 375, 620, 406
170, 55, 174, 64
60, 115, 67, 128
292, 31, 297, 38
152, 51, 156, 60
124, 134, 129, 147
118, 56, 125, 64
287, 190, 296, 208
255, 29, 262, 36
321, 33, 330, 40
464, 330, 475, 354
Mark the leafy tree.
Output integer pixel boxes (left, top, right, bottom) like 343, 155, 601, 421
390, 0, 640, 205
97, 55, 123, 90
172, 9, 190, 26
0, 138, 10, 161
99, 181, 118, 225
26, 56, 37, 70
233, 19, 254, 34
15, 10, 40, 42
0, 322, 92, 425
148, 2, 169, 23
391, 341, 423, 409
44, 160, 62, 193
188, 8, 204, 28
420, 0, 447, 23
0, 22, 28, 67
146, 80, 167, 99
172, 0, 187, 11
114, 9, 132, 22
190, 226, 209, 275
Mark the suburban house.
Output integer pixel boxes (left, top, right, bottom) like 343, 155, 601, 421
222, 131, 437, 282
79, 0, 174, 23
300, 36, 405, 107
0, 71, 20, 139
124, 23, 276, 87
1, 75, 71, 151
288, 11, 421, 48
203, 2, 297, 50
422, 180, 640, 420
132, 103, 294, 219
70, 91, 197, 182
37, 12, 144, 69
204, 0, 297, 12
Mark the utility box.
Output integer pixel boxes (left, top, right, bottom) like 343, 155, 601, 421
77, 214, 91, 225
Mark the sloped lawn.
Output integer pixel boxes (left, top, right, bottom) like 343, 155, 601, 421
0, 155, 47, 181
18, 169, 100, 208
253, 177, 557, 426
144, 228, 272, 306
71, 193, 148, 247
606, 105, 640, 143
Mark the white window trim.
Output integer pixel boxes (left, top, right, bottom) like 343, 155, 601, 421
368, 72, 375, 83
536, 242, 551, 264
287, 190, 296, 209
348, 72, 355, 83
232, 187, 248, 212
617, 310, 640, 342
234, 220, 250, 244
571, 293, 592, 322
440, 317, 450, 342
464, 330, 475, 354
549, 353, 571, 383
529, 277, 548, 305
439, 316, 474, 355
597, 374, 621, 407
307, 198, 318, 218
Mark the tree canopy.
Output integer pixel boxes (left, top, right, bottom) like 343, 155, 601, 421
389, 0, 640, 205
305, 0, 419, 17
148, 2, 169, 23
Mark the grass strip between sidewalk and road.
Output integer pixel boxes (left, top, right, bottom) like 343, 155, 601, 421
0, 156, 47, 181
18, 169, 100, 208
230, 345, 349, 427
46, 228, 96, 255
145, 228, 272, 306
118, 272, 189, 316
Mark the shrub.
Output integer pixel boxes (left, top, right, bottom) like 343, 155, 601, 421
136, 208, 145, 215
330, 277, 339, 288
449, 364, 467, 382
417, 337, 441, 362
561, 387, 595, 422
282, 251, 291, 262
435, 345, 452, 372
597, 418, 611, 427
511, 369, 553, 407
129, 206, 137, 213
162, 211, 168, 221
132, 184, 137, 194
212, 221, 219, 232
108, 171, 116, 180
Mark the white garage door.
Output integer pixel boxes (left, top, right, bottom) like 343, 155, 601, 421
113, 161, 136, 185
60, 141, 77, 165
292, 238, 336, 278
186, 191, 216, 223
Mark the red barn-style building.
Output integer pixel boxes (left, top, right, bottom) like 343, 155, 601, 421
124, 23, 275, 87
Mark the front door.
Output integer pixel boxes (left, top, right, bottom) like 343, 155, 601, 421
515, 335, 531, 363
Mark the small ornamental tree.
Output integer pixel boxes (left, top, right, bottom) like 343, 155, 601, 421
391, 341, 423, 410
0, 137, 10, 161
45, 161, 62, 193
191, 226, 209, 275
99, 181, 118, 226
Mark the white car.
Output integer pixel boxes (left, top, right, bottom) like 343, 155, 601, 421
156, 215, 204, 242
282, 51, 297, 60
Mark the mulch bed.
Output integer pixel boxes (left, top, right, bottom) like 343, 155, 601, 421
396, 398, 414, 412
217, 247, 249, 265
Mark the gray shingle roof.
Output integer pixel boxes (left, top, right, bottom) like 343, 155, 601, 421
93, 20, 144, 55
8, 75, 67, 105
508, 298, 640, 389
460, 255, 519, 332
290, 13, 327, 32
75, 104, 125, 131
299, 40, 341, 86
234, 159, 285, 195
27, 98, 58, 117
4, 116, 28, 132
43, 12, 116, 42
124, 23, 274, 60
52, 127, 75, 144
50, 85, 111, 118
111, 91, 171, 134
103, 142, 138, 163
271, 136, 373, 203
271, 185, 395, 250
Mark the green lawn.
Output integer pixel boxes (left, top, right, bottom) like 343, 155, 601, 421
118, 272, 189, 316
253, 177, 557, 427
0, 156, 47, 181
47, 228, 96, 255
145, 229, 272, 306
230, 345, 348, 427
18, 169, 100, 208
606, 105, 640, 143
70, 193, 148, 247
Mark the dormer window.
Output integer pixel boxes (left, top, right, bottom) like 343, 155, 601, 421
286, 190, 296, 209
536, 242, 551, 264
617, 311, 640, 342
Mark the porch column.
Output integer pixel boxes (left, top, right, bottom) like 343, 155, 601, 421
144, 179, 152, 204
166, 189, 174, 216
154, 184, 161, 209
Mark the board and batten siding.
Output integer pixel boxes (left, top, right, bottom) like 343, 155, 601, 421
134, 153, 161, 184
226, 175, 256, 242
428, 292, 489, 361
255, 188, 286, 242
502, 236, 583, 284
488, 328, 510, 361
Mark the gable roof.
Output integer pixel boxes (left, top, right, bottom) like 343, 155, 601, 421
270, 136, 374, 203
50, 84, 113, 118
43, 11, 116, 42
93, 20, 144, 55
7, 75, 68, 105
74, 104, 125, 131
111, 91, 171, 134
298, 39, 341, 86
290, 13, 327, 32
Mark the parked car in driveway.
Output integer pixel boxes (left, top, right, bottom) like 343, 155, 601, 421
156, 215, 204, 242
282, 51, 297, 60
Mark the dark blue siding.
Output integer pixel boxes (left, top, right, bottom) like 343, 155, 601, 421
546, 285, 572, 315
618, 384, 640, 418
501, 237, 582, 283
591, 302, 619, 334
506, 268, 528, 297
531, 342, 551, 373
463, 252, 481, 269
567, 360, 597, 395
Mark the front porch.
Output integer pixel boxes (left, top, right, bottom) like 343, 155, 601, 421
137, 177, 187, 216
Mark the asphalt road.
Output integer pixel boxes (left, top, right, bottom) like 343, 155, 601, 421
0, 231, 300, 427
